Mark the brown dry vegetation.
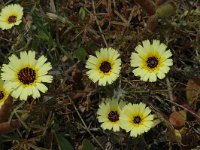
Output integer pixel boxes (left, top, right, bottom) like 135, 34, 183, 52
0, 0, 200, 150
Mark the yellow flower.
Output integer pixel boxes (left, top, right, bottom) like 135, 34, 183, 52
120, 102, 154, 137
97, 98, 126, 132
1, 51, 53, 101
131, 40, 173, 82
0, 4, 23, 30
0, 79, 10, 106
86, 48, 121, 86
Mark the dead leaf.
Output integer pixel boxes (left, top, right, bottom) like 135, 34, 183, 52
169, 111, 186, 129
186, 79, 200, 106
49, 0, 56, 13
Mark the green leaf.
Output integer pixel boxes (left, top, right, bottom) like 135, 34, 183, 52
73, 47, 87, 61
53, 123, 73, 150
36, 30, 50, 41
55, 133, 74, 150
79, 7, 86, 20
81, 139, 95, 150
52, 122, 60, 132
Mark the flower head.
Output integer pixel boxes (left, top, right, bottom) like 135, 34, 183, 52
0, 4, 23, 30
131, 40, 173, 82
0, 79, 10, 106
1, 51, 53, 100
120, 102, 154, 137
86, 48, 121, 86
97, 98, 126, 132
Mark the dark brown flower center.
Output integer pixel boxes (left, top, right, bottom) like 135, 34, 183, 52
0, 91, 4, 100
133, 116, 141, 124
100, 61, 111, 73
108, 111, 119, 122
8, 15, 17, 23
18, 67, 36, 85
147, 57, 158, 68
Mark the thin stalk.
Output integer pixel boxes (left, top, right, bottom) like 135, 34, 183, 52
69, 96, 103, 149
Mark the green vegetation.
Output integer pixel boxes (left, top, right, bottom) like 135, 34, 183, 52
0, 0, 199, 149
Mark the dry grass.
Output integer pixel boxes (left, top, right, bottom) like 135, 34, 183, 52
0, 0, 200, 149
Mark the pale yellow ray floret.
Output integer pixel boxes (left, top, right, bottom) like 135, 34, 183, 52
86, 47, 121, 86
0, 4, 23, 30
97, 98, 126, 132
131, 40, 173, 82
0, 80, 10, 107
120, 102, 154, 137
1, 51, 53, 101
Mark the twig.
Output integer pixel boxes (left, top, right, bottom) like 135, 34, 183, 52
166, 77, 174, 101
69, 96, 103, 149
9, 101, 25, 122
155, 96, 200, 122
92, 0, 108, 47
9, 101, 30, 130
114, 10, 128, 24
14, 110, 29, 130
71, 92, 87, 100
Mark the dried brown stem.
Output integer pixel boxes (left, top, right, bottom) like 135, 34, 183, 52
71, 92, 87, 100
92, 0, 108, 47
163, 98, 200, 122
0, 119, 21, 133
166, 77, 174, 102
0, 95, 13, 123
